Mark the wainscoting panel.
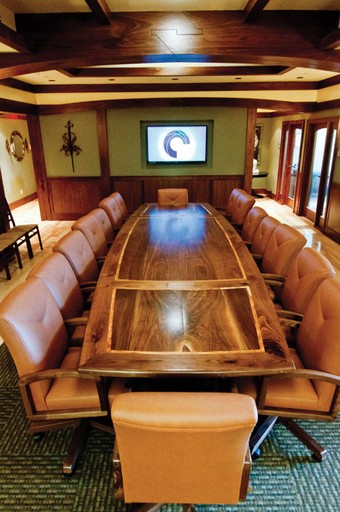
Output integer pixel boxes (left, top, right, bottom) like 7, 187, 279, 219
47, 177, 103, 220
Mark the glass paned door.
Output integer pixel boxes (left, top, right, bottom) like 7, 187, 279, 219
288, 128, 302, 202
306, 127, 327, 212
302, 119, 338, 226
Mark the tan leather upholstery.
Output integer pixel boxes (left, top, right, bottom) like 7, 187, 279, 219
28, 252, 90, 344
261, 223, 306, 276
0, 278, 102, 413
278, 247, 336, 314
157, 188, 189, 208
110, 192, 129, 219
235, 277, 340, 461
112, 392, 257, 505
250, 215, 280, 256
225, 188, 255, 226
53, 230, 99, 284
240, 206, 268, 244
98, 196, 124, 229
72, 210, 109, 258
28, 252, 84, 319
91, 207, 115, 242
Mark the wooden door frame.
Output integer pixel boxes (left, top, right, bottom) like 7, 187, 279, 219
297, 117, 338, 222
276, 120, 304, 211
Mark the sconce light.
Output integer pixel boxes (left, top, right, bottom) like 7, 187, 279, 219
5, 131, 31, 161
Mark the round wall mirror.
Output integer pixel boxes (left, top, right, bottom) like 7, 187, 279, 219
10, 131, 26, 161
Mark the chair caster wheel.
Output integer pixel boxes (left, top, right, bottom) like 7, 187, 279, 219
252, 447, 262, 459
33, 433, 44, 442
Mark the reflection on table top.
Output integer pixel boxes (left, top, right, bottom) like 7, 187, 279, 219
79, 203, 294, 378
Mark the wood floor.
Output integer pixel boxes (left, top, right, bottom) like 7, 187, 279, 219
0, 197, 339, 305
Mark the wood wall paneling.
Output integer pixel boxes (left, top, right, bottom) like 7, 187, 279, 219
112, 175, 244, 213
325, 182, 340, 243
47, 177, 102, 219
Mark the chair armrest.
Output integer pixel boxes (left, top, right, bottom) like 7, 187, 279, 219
277, 310, 303, 323
262, 368, 340, 386
261, 273, 286, 284
251, 253, 262, 262
64, 316, 88, 327
19, 368, 98, 385
257, 369, 340, 411
80, 281, 97, 290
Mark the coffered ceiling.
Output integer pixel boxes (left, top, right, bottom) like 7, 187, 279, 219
0, 1, 339, 116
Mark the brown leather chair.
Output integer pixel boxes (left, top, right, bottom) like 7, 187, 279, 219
0, 277, 110, 474
91, 207, 116, 243
111, 392, 257, 508
52, 229, 100, 285
72, 210, 109, 259
236, 276, 340, 461
240, 206, 268, 245
250, 215, 280, 261
260, 223, 306, 278
110, 192, 129, 220
28, 252, 94, 345
265, 247, 336, 318
224, 188, 255, 228
98, 195, 124, 230
157, 188, 189, 208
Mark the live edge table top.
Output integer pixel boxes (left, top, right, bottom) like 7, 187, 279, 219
79, 203, 294, 378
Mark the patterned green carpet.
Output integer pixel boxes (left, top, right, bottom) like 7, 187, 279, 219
0, 343, 339, 512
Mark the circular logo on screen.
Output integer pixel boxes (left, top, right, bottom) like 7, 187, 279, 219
163, 130, 190, 159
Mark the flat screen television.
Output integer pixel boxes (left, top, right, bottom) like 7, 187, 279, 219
145, 123, 209, 165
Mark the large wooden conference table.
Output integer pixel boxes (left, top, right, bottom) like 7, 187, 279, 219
79, 203, 294, 378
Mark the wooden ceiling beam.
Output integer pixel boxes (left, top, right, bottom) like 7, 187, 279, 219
244, 0, 270, 23
320, 27, 340, 50
66, 65, 287, 78
0, 49, 338, 81
0, 22, 34, 53
84, 0, 111, 25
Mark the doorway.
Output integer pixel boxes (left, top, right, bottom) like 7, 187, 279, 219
300, 118, 338, 228
277, 121, 304, 210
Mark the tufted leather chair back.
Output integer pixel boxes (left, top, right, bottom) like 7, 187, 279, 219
99, 195, 124, 229
225, 188, 255, 225
112, 392, 257, 505
157, 188, 189, 208
53, 230, 99, 283
241, 206, 268, 243
251, 215, 280, 256
72, 211, 108, 258
0, 278, 68, 411
296, 277, 340, 411
91, 207, 115, 241
281, 247, 336, 314
110, 192, 129, 219
261, 223, 306, 276
28, 252, 84, 320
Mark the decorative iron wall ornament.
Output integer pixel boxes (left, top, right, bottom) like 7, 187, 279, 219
60, 120, 82, 173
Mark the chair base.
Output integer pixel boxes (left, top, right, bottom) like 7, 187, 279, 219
28, 416, 114, 475
250, 415, 328, 462
279, 418, 328, 462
